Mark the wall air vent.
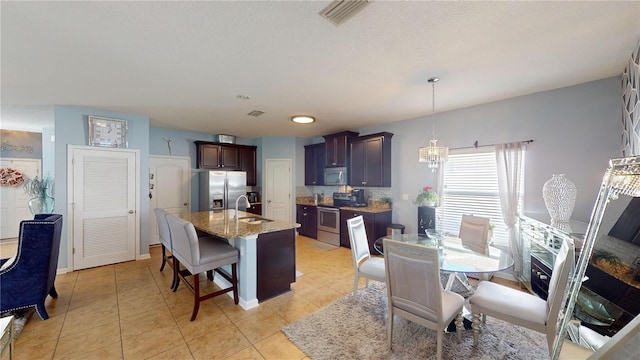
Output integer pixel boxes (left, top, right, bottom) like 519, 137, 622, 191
319, 0, 370, 26
247, 110, 264, 117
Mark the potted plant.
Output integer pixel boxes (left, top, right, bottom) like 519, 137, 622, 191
413, 186, 439, 207
23, 175, 55, 215
379, 196, 393, 208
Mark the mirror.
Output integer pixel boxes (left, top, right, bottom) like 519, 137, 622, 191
553, 156, 640, 359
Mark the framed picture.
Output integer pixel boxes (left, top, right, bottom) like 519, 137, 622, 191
87, 116, 128, 148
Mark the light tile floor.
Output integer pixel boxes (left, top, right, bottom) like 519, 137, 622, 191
4, 235, 523, 359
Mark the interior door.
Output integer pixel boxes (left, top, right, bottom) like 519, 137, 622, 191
71, 147, 138, 270
0, 159, 41, 239
265, 159, 291, 222
149, 156, 190, 245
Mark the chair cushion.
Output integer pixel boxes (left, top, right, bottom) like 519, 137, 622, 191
359, 256, 386, 282
194, 237, 239, 274
469, 281, 547, 328
441, 290, 465, 323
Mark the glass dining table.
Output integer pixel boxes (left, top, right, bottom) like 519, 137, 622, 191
374, 233, 514, 293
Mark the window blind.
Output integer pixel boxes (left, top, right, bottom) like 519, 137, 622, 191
438, 149, 523, 248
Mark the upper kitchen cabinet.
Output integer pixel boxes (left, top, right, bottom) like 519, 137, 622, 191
323, 131, 359, 167
349, 132, 393, 187
239, 145, 258, 186
195, 141, 241, 170
304, 143, 325, 185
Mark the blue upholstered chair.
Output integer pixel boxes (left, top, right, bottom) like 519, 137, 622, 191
0, 214, 63, 320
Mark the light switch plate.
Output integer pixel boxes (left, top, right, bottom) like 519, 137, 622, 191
402, 194, 409, 200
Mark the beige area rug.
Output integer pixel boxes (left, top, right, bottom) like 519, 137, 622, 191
305, 241, 340, 251
1, 308, 33, 339
282, 282, 549, 360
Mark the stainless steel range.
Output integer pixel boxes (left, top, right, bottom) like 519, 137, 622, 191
317, 205, 340, 246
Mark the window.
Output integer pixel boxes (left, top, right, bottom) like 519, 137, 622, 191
437, 148, 524, 248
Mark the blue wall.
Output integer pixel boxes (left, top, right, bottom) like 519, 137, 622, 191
4, 76, 623, 269
149, 126, 256, 211
53, 105, 149, 269
354, 77, 622, 232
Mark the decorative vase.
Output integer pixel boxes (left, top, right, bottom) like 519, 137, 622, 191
28, 195, 55, 215
542, 174, 576, 226
423, 200, 435, 207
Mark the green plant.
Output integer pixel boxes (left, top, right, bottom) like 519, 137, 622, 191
413, 185, 439, 205
23, 175, 54, 199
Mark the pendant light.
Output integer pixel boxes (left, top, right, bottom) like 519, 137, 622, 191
418, 77, 448, 171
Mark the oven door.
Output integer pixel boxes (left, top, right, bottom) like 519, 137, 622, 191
317, 207, 340, 233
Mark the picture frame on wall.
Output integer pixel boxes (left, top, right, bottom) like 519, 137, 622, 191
87, 116, 128, 148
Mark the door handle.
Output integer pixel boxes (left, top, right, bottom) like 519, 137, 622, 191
183, 203, 188, 206
129, 210, 135, 214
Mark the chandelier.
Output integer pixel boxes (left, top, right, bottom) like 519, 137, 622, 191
419, 77, 449, 171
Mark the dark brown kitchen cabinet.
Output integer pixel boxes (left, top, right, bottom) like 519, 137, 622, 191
296, 204, 317, 239
246, 203, 262, 215
239, 145, 257, 186
339, 209, 391, 254
256, 229, 296, 301
195, 141, 240, 170
349, 132, 393, 187
304, 143, 325, 186
323, 131, 359, 167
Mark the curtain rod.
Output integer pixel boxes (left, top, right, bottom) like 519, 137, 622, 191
450, 139, 534, 151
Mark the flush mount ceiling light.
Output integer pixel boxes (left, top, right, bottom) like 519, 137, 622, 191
291, 115, 316, 124
418, 77, 449, 172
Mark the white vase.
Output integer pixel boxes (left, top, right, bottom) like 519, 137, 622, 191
542, 174, 576, 225
423, 200, 435, 207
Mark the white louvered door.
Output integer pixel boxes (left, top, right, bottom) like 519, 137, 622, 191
72, 147, 138, 270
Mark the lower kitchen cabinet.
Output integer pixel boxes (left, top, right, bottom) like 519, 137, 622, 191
256, 229, 296, 301
340, 209, 391, 254
246, 203, 262, 216
296, 204, 317, 239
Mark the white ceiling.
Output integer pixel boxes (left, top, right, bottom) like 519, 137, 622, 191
1, 1, 639, 138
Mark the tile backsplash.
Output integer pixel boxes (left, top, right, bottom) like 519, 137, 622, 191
298, 186, 392, 203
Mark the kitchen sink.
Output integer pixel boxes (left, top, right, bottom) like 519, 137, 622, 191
238, 216, 274, 225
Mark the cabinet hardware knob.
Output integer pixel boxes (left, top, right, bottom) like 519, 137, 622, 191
129, 210, 134, 214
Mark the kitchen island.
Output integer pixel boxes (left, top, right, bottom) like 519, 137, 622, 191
178, 210, 300, 310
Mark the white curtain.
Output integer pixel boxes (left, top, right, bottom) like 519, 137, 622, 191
434, 165, 445, 207
495, 142, 524, 277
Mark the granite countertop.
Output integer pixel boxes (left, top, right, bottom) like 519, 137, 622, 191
295, 196, 392, 214
590, 260, 640, 290
178, 210, 299, 239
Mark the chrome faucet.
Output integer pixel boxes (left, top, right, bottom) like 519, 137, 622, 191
235, 195, 251, 222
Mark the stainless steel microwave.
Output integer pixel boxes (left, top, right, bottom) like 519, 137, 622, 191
324, 167, 347, 185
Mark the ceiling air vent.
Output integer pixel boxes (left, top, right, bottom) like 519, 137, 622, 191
247, 110, 264, 117
319, 0, 370, 26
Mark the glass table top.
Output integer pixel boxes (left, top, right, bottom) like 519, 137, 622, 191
374, 234, 514, 274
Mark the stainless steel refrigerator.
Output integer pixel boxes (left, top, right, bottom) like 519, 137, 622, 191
199, 171, 247, 211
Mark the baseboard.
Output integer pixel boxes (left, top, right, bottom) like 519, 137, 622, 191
492, 271, 517, 282
138, 253, 151, 260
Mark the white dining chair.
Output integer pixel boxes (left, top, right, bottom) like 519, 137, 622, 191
383, 238, 464, 360
469, 236, 574, 355
459, 214, 491, 256
347, 215, 385, 299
